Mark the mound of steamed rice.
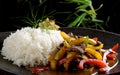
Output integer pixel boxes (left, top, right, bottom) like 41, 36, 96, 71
1, 27, 64, 67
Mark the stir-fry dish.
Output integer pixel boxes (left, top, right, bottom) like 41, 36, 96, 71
1, 18, 119, 75
30, 31, 119, 74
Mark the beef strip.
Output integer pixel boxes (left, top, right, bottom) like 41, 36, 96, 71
67, 45, 85, 55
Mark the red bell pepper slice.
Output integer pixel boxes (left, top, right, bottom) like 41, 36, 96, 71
32, 67, 49, 73
107, 53, 116, 60
93, 37, 98, 42
78, 59, 107, 72
112, 43, 119, 51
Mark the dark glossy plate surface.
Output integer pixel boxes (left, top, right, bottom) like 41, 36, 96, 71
0, 27, 120, 75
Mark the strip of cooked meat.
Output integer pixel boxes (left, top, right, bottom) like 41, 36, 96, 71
67, 45, 85, 55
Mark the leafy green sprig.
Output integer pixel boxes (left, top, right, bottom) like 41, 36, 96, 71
66, 0, 104, 30
15, 0, 56, 28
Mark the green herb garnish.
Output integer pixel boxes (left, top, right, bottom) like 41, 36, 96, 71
39, 18, 60, 30
84, 36, 89, 45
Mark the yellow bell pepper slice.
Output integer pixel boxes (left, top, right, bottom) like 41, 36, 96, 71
61, 31, 97, 46
88, 38, 97, 45
48, 54, 57, 70
60, 31, 74, 42
69, 38, 85, 45
60, 31, 70, 41
50, 60, 57, 70
85, 48, 102, 60
64, 52, 78, 71
54, 46, 67, 60
87, 44, 104, 50
70, 37, 97, 46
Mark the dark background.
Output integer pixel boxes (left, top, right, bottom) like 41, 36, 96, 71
0, 0, 120, 33
0, 1, 120, 75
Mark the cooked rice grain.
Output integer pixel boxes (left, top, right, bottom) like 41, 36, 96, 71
1, 27, 64, 67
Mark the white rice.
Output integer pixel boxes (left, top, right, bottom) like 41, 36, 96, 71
1, 27, 64, 67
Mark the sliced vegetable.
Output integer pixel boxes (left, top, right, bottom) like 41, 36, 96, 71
78, 59, 107, 72
54, 46, 67, 60
88, 38, 97, 45
48, 31, 118, 73
93, 37, 98, 42
60, 31, 75, 43
102, 50, 110, 63
81, 55, 88, 59
112, 43, 119, 51
61, 32, 97, 46
63, 41, 70, 48
70, 37, 97, 46
32, 67, 49, 73
69, 37, 84, 45
84, 36, 89, 45
87, 43, 103, 50
66, 52, 77, 58
58, 58, 66, 65
85, 48, 102, 60
50, 60, 57, 70
107, 53, 116, 60
64, 52, 78, 71
48, 53, 58, 70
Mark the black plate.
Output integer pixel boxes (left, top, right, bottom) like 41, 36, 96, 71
0, 27, 120, 75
